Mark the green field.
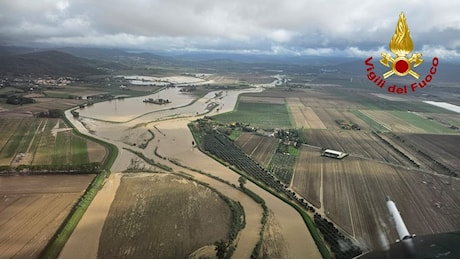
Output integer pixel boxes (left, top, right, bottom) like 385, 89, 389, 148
389, 111, 458, 134
0, 118, 92, 167
213, 101, 293, 129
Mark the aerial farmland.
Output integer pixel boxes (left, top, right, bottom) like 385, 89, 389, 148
220, 87, 460, 253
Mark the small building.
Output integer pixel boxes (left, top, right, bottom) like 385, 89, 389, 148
321, 149, 348, 159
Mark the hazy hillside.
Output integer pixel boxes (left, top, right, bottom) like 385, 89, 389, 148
334, 58, 460, 83
0, 50, 106, 76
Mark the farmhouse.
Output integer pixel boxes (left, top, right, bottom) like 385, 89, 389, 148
321, 149, 348, 159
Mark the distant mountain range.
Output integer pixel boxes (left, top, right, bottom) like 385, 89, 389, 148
333, 58, 460, 84
0, 50, 106, 76
0, 45, 459, 83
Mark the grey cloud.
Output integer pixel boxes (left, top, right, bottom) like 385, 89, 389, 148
0, 0, 459, 58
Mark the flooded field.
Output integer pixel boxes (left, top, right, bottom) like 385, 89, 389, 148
77, 86, 262, 123
63, 85, 321, 258
77, 87, 196, 122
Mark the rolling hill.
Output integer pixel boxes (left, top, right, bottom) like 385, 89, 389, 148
0, 50, 106, 76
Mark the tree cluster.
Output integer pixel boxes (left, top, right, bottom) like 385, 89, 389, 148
6, 95, 35, 105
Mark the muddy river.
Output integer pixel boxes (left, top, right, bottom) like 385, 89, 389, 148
63, 85, 321, 258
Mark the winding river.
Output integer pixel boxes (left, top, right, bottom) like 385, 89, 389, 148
61, 86, 321, 258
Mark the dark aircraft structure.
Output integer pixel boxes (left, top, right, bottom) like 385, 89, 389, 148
358, 197, 460, 259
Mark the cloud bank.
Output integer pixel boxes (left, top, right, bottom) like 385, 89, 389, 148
1, 0, 459, 59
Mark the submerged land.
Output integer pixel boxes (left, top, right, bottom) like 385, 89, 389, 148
0, 46, 459, 258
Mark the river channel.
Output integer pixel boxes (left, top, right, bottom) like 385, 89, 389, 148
64, 85, 321, 258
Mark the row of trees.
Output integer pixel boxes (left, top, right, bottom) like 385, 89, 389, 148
200, 128, 363, 258
314, 213, 363, 258
0, 162, 101, 174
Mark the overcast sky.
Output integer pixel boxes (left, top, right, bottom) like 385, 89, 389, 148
1, 0, 460, 59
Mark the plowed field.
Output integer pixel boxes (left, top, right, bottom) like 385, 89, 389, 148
292, 147, 460, 250
235, 132, 278, 167
0, 175, 94, 258
303, 129, 414, 166
98, 173, 232, 258
286, 97, 326, 129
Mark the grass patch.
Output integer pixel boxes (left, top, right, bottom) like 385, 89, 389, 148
44, 91, 76, 99
288, 146, 300, 156
1, 120, 29, 158
228, 129, 242, 141
213, 101, 293, 129
53, 132, 69, 165
71, 137, 89, 164
389, 111, 457, 134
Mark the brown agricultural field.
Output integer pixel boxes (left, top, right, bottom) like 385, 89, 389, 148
0, 174, 94, 258
322, 158, 460, 250
388, 133, 460, 174
312, 108, 369, 130
98, 173, 233, 259
235, 132, 278, 167
238, 96, 285, 104
286, 97, 326, 129
298, 89, 360, 109
232, 86, 459, 254
292, 149, 460, 251
359, 110, 423, 133
303, 129, 414, 166
292, 145, 323, 208
0, 98, 84, 116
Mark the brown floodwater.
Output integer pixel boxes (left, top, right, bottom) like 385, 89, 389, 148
63, 86, 321, 258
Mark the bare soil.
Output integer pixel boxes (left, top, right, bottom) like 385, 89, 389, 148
0, 175, 94, 258
235, 132, 278, 167
286, 97, 326, 129
98, 173, 232, 259
292, 151, 460, 251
